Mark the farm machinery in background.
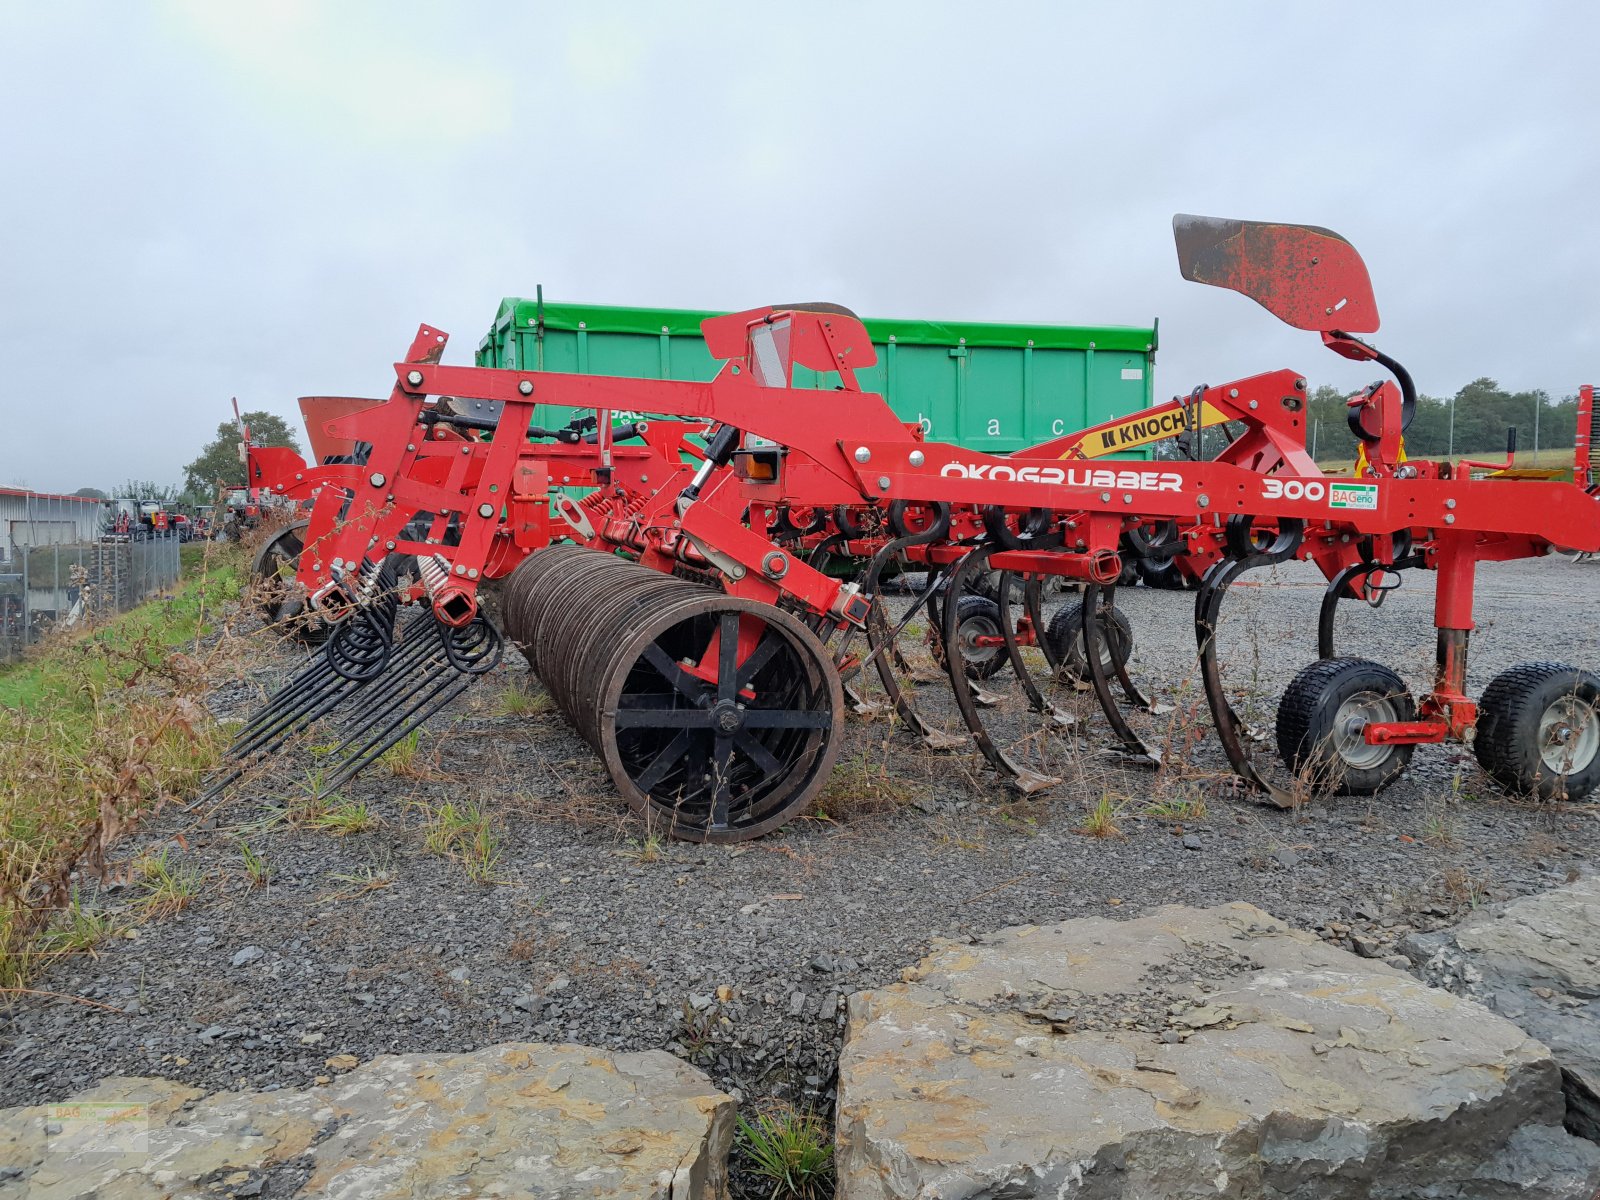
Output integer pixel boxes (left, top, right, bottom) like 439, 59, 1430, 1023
209, 215, 1600, 842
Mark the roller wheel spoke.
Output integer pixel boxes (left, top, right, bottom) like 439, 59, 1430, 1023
641, 642, 711, 701
635, 729, 696, 794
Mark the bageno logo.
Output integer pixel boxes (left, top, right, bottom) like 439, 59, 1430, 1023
1329, 481, 1379, 511
940, 462, 1183, 493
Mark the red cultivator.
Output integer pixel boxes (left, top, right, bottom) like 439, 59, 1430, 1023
213, 215, 1600, 840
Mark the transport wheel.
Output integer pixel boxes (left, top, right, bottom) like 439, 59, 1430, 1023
251, 521, 333, 645
1137, 557, 1191, 591
1275, 657, 1415, 795
1044, 599, 1132, 682
1474, 662, 1600, 800
950, 595, 1011, 681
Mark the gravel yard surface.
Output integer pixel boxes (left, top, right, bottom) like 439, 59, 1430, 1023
4, 554, 1598, 1125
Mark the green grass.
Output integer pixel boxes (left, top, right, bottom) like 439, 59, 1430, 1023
416, 800, 502, 883
378, 728, 440, 779
0, 542, 243, 711
496, 682, 554, 718
136, 847, 203, 918
737, 1108, 835, 1200
0, 541, 246, 985
38, 889, 120, 954
310, 800, 378, 836
238, 841, 271, 888
1076, 794, 1124, 838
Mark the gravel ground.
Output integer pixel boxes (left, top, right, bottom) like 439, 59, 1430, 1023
4, 555, 1598, 1151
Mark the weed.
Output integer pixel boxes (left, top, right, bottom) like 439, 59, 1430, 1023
619, 834, 664, 864
1422, 811, 1459, 848
417, 800, 502, 883
1439, 865, 1492, 911
813, 749, 912, 821
239, 841, 271, 888
378, 729, 441, 779
310, 800, 378, 836
1076, 794, 1124, 838
38, 890, 119, 955
497, 682, 554, 718
321, 862, 396, 902
136, 848, 203, 918
676, 997, 719, 1065
737, 1107, 835, 1200
1143, 792, 1208, 822
379, 730, 421, 775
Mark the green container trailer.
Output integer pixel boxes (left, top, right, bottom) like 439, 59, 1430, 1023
477, 293, 1159, 458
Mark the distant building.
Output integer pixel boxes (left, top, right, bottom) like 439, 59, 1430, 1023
0, 488, 105, 563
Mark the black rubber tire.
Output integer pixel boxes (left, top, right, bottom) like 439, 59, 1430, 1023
1474, 662, 1600, 801
1276, 657, 1415, 796
1136, 557, 1191, 591
951, 595, 1011, 681
1044, 600, 1133, 681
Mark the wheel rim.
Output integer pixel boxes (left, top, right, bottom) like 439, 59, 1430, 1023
1537, 694, 1600, 775
1331, 690, 1399, 771
958, 612, 1002, 670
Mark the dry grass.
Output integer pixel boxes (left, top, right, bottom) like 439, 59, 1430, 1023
0, 539, 247, 986
319, 862, 396, 902
812, 747, 914, 822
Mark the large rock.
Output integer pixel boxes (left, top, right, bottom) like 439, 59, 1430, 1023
1403, 875, 1600, 1141
836, 902, 1600, 1199
0, 1043, 734, 1199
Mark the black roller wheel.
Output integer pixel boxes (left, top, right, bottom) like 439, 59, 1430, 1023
600, 598, 843, 842
1044, 599, 1132, 682
947, 595, 1012, 681
1474, 662, 1600, 801
251, 521, 334, 645
1276, 657, 1415, 795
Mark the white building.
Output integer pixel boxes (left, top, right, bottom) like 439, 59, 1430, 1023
0, 488, 105, 563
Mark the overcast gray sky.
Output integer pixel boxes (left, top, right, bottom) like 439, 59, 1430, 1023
3, 2, 1597, 493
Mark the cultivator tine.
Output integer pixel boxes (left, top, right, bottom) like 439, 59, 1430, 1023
1192, 518, 1308, 807
1080, 581, 1159, 766
998, 572, 1075, 731
941, 544, 1062, 793
859, 530, 970, 752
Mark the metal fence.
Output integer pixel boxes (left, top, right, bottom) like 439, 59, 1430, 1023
0, 535, 182, 664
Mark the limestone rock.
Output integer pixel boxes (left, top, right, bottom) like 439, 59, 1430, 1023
0, 1043, 734, 1199
836, 902, 1600, 1199
1404, 875, 1600, 1141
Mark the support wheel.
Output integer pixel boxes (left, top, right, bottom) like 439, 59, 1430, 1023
1044, 600, 1132, 682
951, 595, 1011, 681
251, 521, 333, 645
1474, 662, 1600, 800
1276, 657, 1415, 796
